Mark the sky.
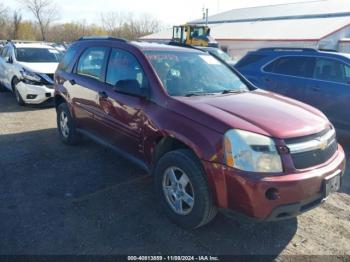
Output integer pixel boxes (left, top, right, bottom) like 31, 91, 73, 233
4, 0, 317, 26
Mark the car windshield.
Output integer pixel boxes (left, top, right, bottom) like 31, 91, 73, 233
145, 50, 248, 96
15, 48, 61, 63
206, 48, 233, 63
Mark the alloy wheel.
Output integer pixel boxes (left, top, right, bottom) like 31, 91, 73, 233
60, 111, 69, 138
162, 167, 195, 215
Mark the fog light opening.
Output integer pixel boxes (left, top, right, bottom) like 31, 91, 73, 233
26, 94, 37, 99
266, 188, 280, 200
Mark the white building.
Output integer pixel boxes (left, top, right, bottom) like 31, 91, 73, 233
141, 0, 350, 60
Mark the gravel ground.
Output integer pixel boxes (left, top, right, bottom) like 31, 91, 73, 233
0, 91, 349, 257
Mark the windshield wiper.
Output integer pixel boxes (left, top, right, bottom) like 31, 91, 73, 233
185, 93, 200, 97
184, 92, 214, 97
221, 89, 247, 94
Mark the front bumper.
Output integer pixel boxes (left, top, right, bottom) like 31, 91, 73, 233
16, 81, 54, 104
203, 144, 346, 221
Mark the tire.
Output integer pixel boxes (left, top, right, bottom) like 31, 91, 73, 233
12, 78, 25, 106
154, 149, 217, 229
57, 103, 81, 145
0, 83, 6, 92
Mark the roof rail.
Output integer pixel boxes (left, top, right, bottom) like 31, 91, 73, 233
257, 47, 318, 52
318, 48, 338, 52
8, 40, 52, 44
78, 36, 128, 42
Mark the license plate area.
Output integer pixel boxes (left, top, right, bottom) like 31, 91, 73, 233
324, 171, 341, 197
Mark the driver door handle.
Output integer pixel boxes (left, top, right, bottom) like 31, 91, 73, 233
68, 79, 76, 85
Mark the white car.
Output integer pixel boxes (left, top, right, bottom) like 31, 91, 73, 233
0, 42, 61, 105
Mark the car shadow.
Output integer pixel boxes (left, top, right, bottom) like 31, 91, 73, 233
0, 91, 54, 113
0, 128, 297, 256
337, 133, 350, 195
187, 214, 298, 256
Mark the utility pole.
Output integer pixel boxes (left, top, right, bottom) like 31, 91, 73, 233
205, 8, 209, 25
202, 6, 209, 25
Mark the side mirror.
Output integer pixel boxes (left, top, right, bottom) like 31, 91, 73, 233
114, 79, 149, 98
7, 56, 13, 64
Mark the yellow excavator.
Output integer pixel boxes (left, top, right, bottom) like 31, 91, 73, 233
169, 24, 218, 48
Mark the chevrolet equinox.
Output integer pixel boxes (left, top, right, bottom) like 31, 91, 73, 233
54, 37, 346, 229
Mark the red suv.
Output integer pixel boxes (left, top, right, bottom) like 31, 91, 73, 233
54, 37, 346, 229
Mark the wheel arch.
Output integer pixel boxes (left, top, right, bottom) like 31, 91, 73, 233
11, 76, 20, 92
153, 136, 197, 164
151, 134, 210, 173
54, 94, 67, 111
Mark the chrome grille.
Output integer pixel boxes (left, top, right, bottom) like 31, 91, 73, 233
286, 128, 337, 169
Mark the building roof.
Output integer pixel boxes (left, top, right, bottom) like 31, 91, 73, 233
141, 0, 350, 42
191, 0, 350, 24
140, 29, 173, 41
209, 16, 350, 41
141, 16, 350, 41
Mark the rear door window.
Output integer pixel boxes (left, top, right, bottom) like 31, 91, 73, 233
313, 58, 350, 84
76, 47, 109, 81
264, 56, 315, 78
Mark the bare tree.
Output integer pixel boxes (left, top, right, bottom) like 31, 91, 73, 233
101, 12, 125, 36
20, 0, 59, 41
100, 12, 162, 40
11, 10, 22, 39
0, 3, 9, 39
0, 3, 8, 15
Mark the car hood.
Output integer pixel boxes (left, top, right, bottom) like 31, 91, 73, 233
17, 62, 59, 74
171, 89, 329, 139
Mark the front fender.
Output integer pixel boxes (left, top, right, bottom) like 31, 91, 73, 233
143, 104, 224, 165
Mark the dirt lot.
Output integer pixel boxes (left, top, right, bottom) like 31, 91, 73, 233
0, 91, 349, 257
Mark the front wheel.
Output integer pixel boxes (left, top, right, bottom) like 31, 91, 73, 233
154, 149, 217, 229
12, 78, 25, 106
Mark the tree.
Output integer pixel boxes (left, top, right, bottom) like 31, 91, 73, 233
100, 12, 162, 40
0, 3, 8, 15
11, 10, 22, 39
20, 0, 59, 41
0, 3, 9, 39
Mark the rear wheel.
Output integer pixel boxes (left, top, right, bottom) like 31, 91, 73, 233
155, 149, 217, 229
57, 103, 81, 145
12, 78, 25, 106
0, 82, 6, 92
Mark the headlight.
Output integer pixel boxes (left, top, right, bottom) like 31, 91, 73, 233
20, 68, 42, 84
224, 129, 283, 173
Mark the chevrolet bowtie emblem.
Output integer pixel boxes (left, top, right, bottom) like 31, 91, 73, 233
318, 137, 328, 151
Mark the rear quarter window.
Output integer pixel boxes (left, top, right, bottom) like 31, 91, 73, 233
57, 45, 80, 72
235, 54, 266, 68
76, 47, 109, 80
